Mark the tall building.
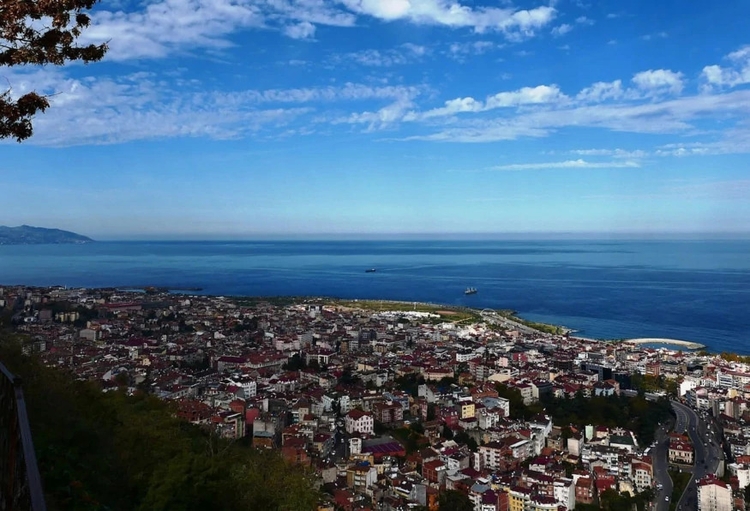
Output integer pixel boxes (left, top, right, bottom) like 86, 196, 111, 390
698, 475, 732, 511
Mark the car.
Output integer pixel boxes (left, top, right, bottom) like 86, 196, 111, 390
665, 496, 670, 501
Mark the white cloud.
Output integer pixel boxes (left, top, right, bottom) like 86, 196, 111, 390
550, 15, 592, 37
342, 97, 415, 130
407, 89, 750, 143
447, 40, 498, 60
491, 159, 640, 170
339, 0, 556, 38
656, 126, 750, 156
410, 85, 566, 121
80, 0, 363, 60
485, 85, 566, 109
1, 67, 423, 144
701, 46, 750, 89
333, 43, 428, 67
417, 97, 484, 119
284, 21, 317, 39
571, 148, 648, 158
551, 24, 572, 37
78, 0, 556, 60
641, 31, 668, 41
576, 80, 624, 102
81, 0, 265, 60
632, 69, 684, 95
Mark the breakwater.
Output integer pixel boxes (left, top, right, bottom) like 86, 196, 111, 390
624, 338, 706, 350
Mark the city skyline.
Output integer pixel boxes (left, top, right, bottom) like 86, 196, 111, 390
1, 0, 749, 238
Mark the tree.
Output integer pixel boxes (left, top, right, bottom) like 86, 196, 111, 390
454, 430, 478, 452
1, 0, 107, 141
0, 336, 320, 510
438, 490, 473, 511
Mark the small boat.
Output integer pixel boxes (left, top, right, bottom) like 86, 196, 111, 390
464, 287, 477, 295
365, 268, 377, 273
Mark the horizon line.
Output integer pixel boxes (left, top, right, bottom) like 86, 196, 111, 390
89, 231, 750, 242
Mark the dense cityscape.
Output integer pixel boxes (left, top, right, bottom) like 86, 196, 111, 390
2, 284, 750, 510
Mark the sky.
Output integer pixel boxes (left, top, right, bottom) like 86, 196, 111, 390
1, 0, 750, 239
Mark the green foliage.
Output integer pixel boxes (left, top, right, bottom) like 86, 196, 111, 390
631, 373, 679, 396
283, 353, 307, 371
438, 490, 473, 511
669, 470, 691, 510
394, 372, 425, 397
454, 431, 478, 452
437, 376, 458, 387
409, 421, 425, 434
494, 383, 541, 420
719, 352, 750, 364
392, 427, 428, 454
426, 403, 437, 421
0, 337, 319, 511
598, 488, 654, 511
539, 392, 674, 445
1, 0, 107, 141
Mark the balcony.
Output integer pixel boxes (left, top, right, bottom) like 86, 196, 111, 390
0, 361, 46, 511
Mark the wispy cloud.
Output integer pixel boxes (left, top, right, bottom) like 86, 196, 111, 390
331, 43, 429, 67
79, 0, 556, 61
446, 40, 500, 61
406, 85, 566, 121
1, 68, 423, 145
571, 148, 649, 158
641, 31, 668, 41
490, 159, 640, 170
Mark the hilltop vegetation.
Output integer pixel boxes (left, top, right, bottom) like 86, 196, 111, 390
0, 337, 319, 511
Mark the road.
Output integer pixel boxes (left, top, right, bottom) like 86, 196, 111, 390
479, 310, 540, 335
652, 422, 673, 511
671, 401, 724, 510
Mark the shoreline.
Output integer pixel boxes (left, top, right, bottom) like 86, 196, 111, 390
0, 285, 715, 352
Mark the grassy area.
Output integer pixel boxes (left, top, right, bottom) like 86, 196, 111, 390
496, 310, 567, 335
229, 296, 565, 334
328, 299, 483, 323
668, 470, 691, 510
231, 296, 322, 307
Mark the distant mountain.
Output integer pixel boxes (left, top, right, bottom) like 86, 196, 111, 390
0, 225, 94, 245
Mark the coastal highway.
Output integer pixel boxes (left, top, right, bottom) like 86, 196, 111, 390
672, 401, 724, 510
479, 309, 540, 335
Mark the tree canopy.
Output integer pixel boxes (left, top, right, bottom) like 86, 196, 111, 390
1, 0, 107, 141
0, 336, 320, 510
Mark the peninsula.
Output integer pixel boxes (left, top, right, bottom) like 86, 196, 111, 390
0, 225, 94, 245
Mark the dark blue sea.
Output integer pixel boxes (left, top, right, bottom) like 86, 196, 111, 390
1, 239, 748, 354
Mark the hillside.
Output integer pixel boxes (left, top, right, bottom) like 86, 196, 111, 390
0, 225, 94, 245
0, 337, 320, 511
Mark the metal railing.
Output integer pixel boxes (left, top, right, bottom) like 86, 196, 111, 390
0, 361, 46, 511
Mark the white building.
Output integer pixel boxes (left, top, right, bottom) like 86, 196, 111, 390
345, 409, 374, 436
553, 478, 575, 510
728, 463, 750, 489
698, 476, 732, 511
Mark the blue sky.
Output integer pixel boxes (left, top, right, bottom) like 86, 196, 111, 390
1, 0, 749, 239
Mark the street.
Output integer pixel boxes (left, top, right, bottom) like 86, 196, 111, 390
652, 422, 674, 511
671, 401, 724, 510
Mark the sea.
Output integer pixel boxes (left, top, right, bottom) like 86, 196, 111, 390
1, 239, 748, 354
